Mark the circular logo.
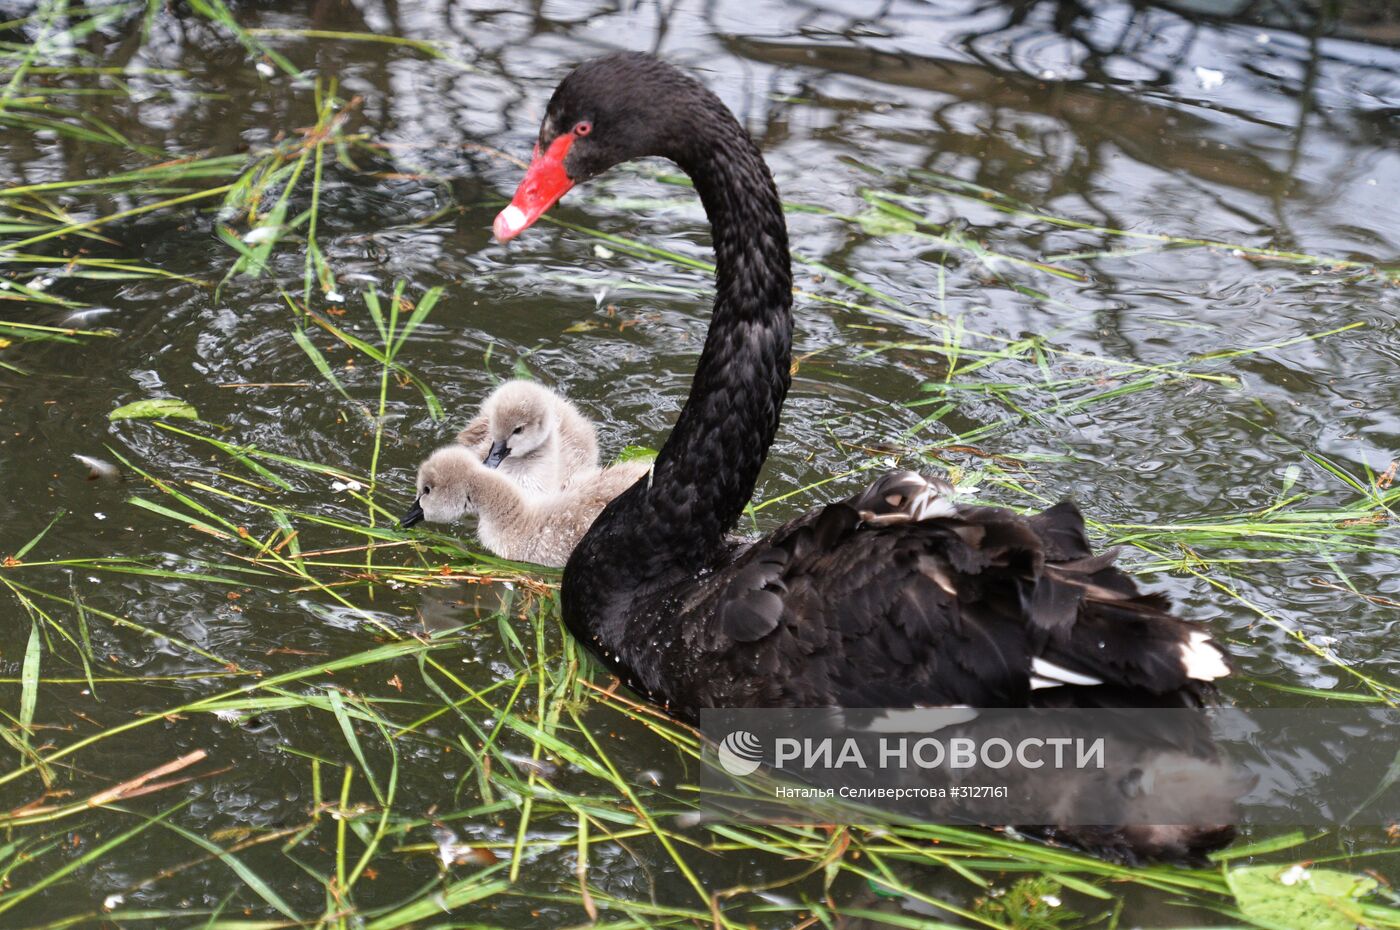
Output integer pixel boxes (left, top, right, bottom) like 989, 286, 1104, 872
717, 730, 764, 776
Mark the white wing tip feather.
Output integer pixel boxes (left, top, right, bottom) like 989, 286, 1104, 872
1029, 657, 1104, 689
1180, 631, 1230, 681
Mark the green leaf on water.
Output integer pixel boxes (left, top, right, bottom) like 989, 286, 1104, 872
109, 398, 198, 422
1208, 830, 1310, 862
291, 326, 351, 403
365, 287, 388, 345
1226, 865, 1378, 930
392, 284, 443, 355
855, 209, 918, 237
158, 819, 303, 921
326, 688, 383, 805
13, 508, 64, 560
615, 445, 658, 464
19, 621, 40, 738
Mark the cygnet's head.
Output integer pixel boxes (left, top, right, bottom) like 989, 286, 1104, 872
401, 446, 482, 527
481, 380, 562, 468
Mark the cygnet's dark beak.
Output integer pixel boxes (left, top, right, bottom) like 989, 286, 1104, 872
401, 498, 425, 528
483, 440, 511, 468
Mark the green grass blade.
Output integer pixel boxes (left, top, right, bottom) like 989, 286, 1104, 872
18, 620, 40, 741
158, 821, 303, 921
12, 508, 65, 560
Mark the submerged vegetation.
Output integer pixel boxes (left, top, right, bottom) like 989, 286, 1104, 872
2, 1, 1399, 927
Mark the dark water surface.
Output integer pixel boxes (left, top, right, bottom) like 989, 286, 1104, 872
2, 0, 1399, 926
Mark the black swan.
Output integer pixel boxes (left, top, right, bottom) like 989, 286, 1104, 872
493, 53, 1233, 859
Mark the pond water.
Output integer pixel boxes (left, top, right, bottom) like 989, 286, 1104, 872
1, 0, 1398, 926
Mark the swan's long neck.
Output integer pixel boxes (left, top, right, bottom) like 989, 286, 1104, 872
653, 119, 793, 546
566, 107, 792, 601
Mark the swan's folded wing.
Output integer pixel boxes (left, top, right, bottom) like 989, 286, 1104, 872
680, 470, 1227, 708
1024, 499, 1096, 561
717, 550, 789, 642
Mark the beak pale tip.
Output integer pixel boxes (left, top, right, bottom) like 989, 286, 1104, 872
493, 204, 528, 242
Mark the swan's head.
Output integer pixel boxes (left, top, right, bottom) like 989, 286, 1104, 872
402, 446, 482, 527
494, 53, 711, 241
479, 380, 562, 468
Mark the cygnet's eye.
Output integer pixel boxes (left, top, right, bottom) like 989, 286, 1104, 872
513, 426, 524, 435
421, 486, 432, 496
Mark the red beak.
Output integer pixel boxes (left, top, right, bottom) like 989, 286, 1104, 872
494, 133, 577, 242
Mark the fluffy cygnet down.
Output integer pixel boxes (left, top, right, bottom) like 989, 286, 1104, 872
402, 445, 650, 568
456, 380, 599, 495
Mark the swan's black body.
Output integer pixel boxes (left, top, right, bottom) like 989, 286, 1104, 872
500, 53, 1233, 860
577, 481, 1219, 716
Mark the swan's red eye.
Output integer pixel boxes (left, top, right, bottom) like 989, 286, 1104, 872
573, 121, 592, 137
